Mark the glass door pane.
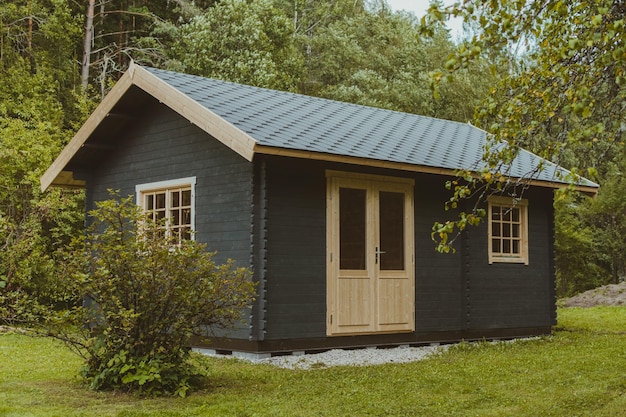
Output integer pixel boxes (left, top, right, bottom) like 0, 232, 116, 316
339, 187, 366, 270
379, 191, 404, 270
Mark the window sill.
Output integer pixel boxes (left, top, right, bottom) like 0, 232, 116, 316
489, 256, 528, 265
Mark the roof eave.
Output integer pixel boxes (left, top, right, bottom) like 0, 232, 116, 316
253, 144, 599, 196
41, 63, 599, 198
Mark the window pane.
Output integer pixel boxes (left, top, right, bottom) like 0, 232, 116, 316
379, 191, 405, 270
139, 183, 194, 243
339, 188, 366, 270
489, 200, 527, 261
182, 190, 191, 206
182, 208, 191, 226
156, 193, 166, 209
503, 223, 511, 237
512, 208, 520, 222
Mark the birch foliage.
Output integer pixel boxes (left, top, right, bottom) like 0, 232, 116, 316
424, 0, 625, 253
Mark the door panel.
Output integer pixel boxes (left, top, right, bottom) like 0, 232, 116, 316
378, 276, 412, 327
337, 273, 373, 332
377, 189, 412, 331
327, 172, 414, 336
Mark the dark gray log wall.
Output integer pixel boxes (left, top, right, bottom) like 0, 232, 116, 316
465, 187, 556, 330
86, 100, 254, 339
262, 157, 556, 341
89, 101, 253, 264
414, 179, 465, 332
264, 157, 327, 339
83, 100, 556, 346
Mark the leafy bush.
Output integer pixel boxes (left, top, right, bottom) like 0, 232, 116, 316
50, 193, 256, 396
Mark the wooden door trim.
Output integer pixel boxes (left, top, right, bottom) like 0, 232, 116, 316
326, 170, 415, 336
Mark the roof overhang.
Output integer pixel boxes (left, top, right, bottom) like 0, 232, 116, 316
253, 145, 599, 196
41, 63, 598, 197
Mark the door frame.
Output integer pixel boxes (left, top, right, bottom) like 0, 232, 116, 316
326, 170, 415, 336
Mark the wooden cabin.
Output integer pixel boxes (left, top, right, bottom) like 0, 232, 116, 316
41, 63, 598, 355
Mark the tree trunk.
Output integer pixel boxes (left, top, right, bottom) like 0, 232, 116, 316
81, 0, 95, 91
27, 0, 34, 73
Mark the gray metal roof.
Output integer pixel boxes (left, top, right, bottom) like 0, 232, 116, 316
144, 66, 598, 188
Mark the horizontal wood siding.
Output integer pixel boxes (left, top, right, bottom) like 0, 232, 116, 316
262, 157, 556, 342
77, 97, 557, 350
87, 100, 254, 339
89, 101, 253, 263
264, 157, 327, 339
465, 187, 555, 329
262, 159, 468, 340
414, 179, 465, 331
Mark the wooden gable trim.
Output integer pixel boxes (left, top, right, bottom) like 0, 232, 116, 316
41, 62, 257, 192
130, 65, 256, 162
40, 67, 135, 192
254, 144, 598, 195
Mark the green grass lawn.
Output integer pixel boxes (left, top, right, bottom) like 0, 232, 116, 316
1, 307, 625, 417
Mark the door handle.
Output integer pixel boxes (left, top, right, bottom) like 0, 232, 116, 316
375, 247, 386, 264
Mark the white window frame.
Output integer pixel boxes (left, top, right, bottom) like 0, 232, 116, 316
487, 196, 529, 265
135, 177, 197, 242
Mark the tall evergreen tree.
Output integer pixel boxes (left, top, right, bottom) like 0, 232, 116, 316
0, 0, 85, 315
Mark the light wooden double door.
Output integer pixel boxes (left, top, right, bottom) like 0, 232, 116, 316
327, 171, 415, 336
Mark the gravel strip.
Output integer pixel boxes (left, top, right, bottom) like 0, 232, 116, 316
199, 337, 547, 369
261, 345, 448, 369
203, 345, 448, 370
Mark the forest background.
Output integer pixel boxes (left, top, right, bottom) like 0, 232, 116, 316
1, 0, 624, 316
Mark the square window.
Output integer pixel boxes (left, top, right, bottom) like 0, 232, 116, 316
136, 178, 196, 245
488, 197, 528, 265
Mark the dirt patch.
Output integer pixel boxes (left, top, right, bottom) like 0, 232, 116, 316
561, 281, 626, 307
